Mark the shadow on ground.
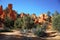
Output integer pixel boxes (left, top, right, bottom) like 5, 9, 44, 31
0, 34, 46, 40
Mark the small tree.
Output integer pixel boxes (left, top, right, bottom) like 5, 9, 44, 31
42, 22, 48, 31
52, 15, 60, 32
47, 11, 51, 22
4, 16, 14, 30
14, 15, 34, 30
33, 23, 47, 37
52, 11, 59, 17
14, 17, 24, 29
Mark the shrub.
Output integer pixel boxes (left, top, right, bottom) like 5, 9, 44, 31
14, 15, 34, 30
4, 16, 14, 30
33, 24, 47, 37
52, 15, 60, 32
34, 30, 47, 37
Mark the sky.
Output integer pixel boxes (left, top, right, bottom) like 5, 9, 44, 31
0, 0, 60, 16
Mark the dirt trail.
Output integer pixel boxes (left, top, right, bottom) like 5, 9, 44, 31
0, 30, 60, 40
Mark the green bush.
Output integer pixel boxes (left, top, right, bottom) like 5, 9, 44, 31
52, 15, 60, 32
4, 16, 14, 29
34, 30, 47, 37
33, 24, 47, 37
14, 15, 34, 30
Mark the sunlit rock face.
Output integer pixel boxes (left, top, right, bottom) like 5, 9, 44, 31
34, 18, 38, 24
8, 4, 12, 10
7, 4, 17, 20
31, 14, 37, 20
8, 10, 17, 20
20, 13, 25, 18
0, 5, 6, 20
1, 11, 6, 20
19, 13, 29, 18
0, 5, 3, 15
31, 14, 38, 24
38, 14, 52, 30
0, 4, 53, 30
0, 6, 5, 29
38, 14, 48, 24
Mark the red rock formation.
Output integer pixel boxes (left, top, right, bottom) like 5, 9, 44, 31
8, 4, 12, 10
1, 11, 6, 20
7, 4, 17, 20
38, 14, 48, 24
0, 4, 53, 30
0, 5, 3, 16
0, 5, 5, 29
31, 14, 37, 19
8, 10, 17, 20
34, 18, 38, 24
0, 5, 6, 20
20, 13, 25, 18
38, 14, 52, 30
19, 13, 29, 18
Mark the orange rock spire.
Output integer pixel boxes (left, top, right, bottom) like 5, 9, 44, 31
7, 4, 17, 20
0, 5, 3, 15
8, 4, 12, 10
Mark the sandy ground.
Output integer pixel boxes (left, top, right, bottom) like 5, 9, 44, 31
0, 30, 60, 40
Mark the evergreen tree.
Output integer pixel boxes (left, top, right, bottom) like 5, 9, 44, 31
14, 14, 34, 30
47, 11, 51, 22
4, 16, 14, 30
52, 11, 59, 17
52, 15, 60, 32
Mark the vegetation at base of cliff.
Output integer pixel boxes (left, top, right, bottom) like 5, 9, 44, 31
14, 15, 34, 30
0, 4, 60, 36
52, 15, 60, 32
34, 30, 47, 37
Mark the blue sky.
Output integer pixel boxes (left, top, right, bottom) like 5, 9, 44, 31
0, 0, 60, 16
